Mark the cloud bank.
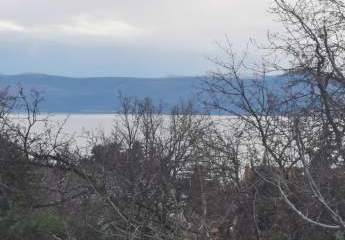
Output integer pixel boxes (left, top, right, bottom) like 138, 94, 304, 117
0, 0, 279, 77
0, 15, 143, 39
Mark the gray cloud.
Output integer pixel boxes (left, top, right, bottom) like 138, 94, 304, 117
0, 16, 145, 39
0, 0, 280, 77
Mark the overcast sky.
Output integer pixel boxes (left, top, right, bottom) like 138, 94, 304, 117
0, 0, 279, 77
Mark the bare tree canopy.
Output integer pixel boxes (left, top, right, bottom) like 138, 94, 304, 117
2, 0, 345, 240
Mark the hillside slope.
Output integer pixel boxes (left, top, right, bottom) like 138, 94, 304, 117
0, 74, 203, 113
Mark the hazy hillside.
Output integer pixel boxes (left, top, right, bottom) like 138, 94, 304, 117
0, 73, 294, 113
0, 74, 203, 113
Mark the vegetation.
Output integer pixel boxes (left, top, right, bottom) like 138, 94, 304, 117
2, 0, 345, 239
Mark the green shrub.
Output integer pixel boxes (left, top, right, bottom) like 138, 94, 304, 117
0, 209, 65, 240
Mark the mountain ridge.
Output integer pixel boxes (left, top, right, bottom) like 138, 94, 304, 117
0, 73, 204, 113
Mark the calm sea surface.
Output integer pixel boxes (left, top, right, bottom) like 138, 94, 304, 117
8, 114, 237, 149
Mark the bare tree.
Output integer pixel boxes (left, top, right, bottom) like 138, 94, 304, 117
204, 0, 345, 236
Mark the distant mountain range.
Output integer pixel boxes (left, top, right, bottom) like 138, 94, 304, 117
0, 74, 204, 113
